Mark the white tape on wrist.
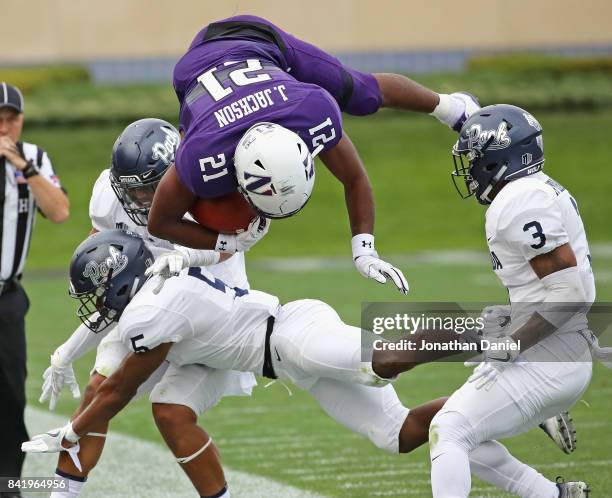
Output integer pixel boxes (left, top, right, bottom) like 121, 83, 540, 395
64, 423, 80, 443
176, 438, 213, 464
215, 234, 237, 254
351, 234, 376, 259
430, 93, 452, 120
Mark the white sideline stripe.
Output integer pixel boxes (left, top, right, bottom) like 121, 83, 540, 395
22, 407, 327, 498
250, 243, 612, 272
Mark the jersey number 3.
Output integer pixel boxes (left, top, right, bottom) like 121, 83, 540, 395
523, 221, 546, 249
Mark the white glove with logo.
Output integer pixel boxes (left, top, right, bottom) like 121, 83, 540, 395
465, 335, 520, 390
480, 304, 511, 338
21, 422, 82, 471
39, 350, 81, 411
145, 247, 221, 294
352, 234, 409, 295
215, 216, 270, 253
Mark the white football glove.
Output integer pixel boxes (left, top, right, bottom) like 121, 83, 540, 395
480, 304, 511, 338
431, 92, 480, 132
351, 234, 409, 295
21, 422, 82, 471
39, 350, 81, 411
465, 335, 519, 390
145, 247, 221, 294
216, 216, 270, 253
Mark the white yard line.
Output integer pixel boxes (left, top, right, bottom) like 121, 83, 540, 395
23, 407, 328, 498
250, 243, 612, 272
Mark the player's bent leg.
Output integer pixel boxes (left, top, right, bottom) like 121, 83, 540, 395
397, 397, 447, 453
152, 403, 227, 497
308, 378, 409, 453
469, 440, 559, 498
150, 363, 253, 497
273, 300, 390, 387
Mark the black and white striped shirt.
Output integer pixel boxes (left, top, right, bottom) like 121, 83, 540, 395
0, 142, 62, 281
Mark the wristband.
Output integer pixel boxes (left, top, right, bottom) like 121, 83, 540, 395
215, 233, 237, 254
22, 160, 40, 179
351, 234, 376, 259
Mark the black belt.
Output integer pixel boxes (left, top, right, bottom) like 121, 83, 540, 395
262, 316, 277, 379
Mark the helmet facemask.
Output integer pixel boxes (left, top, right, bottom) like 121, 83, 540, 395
69, 270, 120, 333
451, 135, 507, 205
110, 172, 163, 226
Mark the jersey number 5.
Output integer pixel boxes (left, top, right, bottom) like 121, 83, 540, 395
130, 334, 150, 353
523, 221, 546, 249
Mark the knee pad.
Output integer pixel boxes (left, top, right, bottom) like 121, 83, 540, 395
429, 410, 478, 459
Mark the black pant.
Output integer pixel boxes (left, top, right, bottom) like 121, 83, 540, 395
0, 284, 29, 479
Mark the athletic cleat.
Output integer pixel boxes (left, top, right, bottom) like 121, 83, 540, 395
539, 411, 577, 454
451, 92, 481, 132
556, 477, 591, 497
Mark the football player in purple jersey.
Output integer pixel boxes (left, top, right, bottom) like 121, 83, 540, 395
148, 15, 479, 293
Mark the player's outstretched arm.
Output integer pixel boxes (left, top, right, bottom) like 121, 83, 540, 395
38, 321, 111, 410
71, 343, 173, 437
23, 343, 172, 464
373, 74, 480, 131
319, 134, 408, 294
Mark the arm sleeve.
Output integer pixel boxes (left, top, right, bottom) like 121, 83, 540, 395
119, 305, 193, 353
55, 319, 112, 365
89, 170, 119, 231
497, 188, 569, 260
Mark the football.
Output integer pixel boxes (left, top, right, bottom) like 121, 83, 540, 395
188, 191, 257, 234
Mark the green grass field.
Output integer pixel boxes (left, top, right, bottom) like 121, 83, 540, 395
20, 111, 612, 497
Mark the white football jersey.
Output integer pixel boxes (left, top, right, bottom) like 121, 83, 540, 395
89, 169, 173, 257
88, 168, 249, 288
485, 172, 595, 333
118, 267, 279, 373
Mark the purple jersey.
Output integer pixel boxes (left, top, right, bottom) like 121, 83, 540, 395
173, 15, 382, 198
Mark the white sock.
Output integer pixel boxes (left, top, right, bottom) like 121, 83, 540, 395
430, 93, 462, 126
470, 441, 558, 498
50, 471, 86, 498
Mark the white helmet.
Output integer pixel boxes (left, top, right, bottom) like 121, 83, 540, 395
234, 122, 315, 219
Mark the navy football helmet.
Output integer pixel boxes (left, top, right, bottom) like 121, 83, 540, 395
110, 118, 180, 226
451, 104, 544, 205
69, 229, 153, 332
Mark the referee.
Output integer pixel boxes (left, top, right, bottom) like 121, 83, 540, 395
0, 83, 69, 494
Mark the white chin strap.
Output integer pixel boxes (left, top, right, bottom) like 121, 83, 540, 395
176, 438, 213, 464
479, 165, 507, 203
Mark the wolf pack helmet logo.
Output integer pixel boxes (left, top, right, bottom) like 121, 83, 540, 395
152, 126, 180, 166
466, 122, 511, 151
83, 246, 129, 286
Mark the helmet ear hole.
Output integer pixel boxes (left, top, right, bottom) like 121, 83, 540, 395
485, 163, 497, 172
116, 284, 129, 297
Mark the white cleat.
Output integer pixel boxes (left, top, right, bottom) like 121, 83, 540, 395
539, 411, 577, 454
556, 477, 591, 497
